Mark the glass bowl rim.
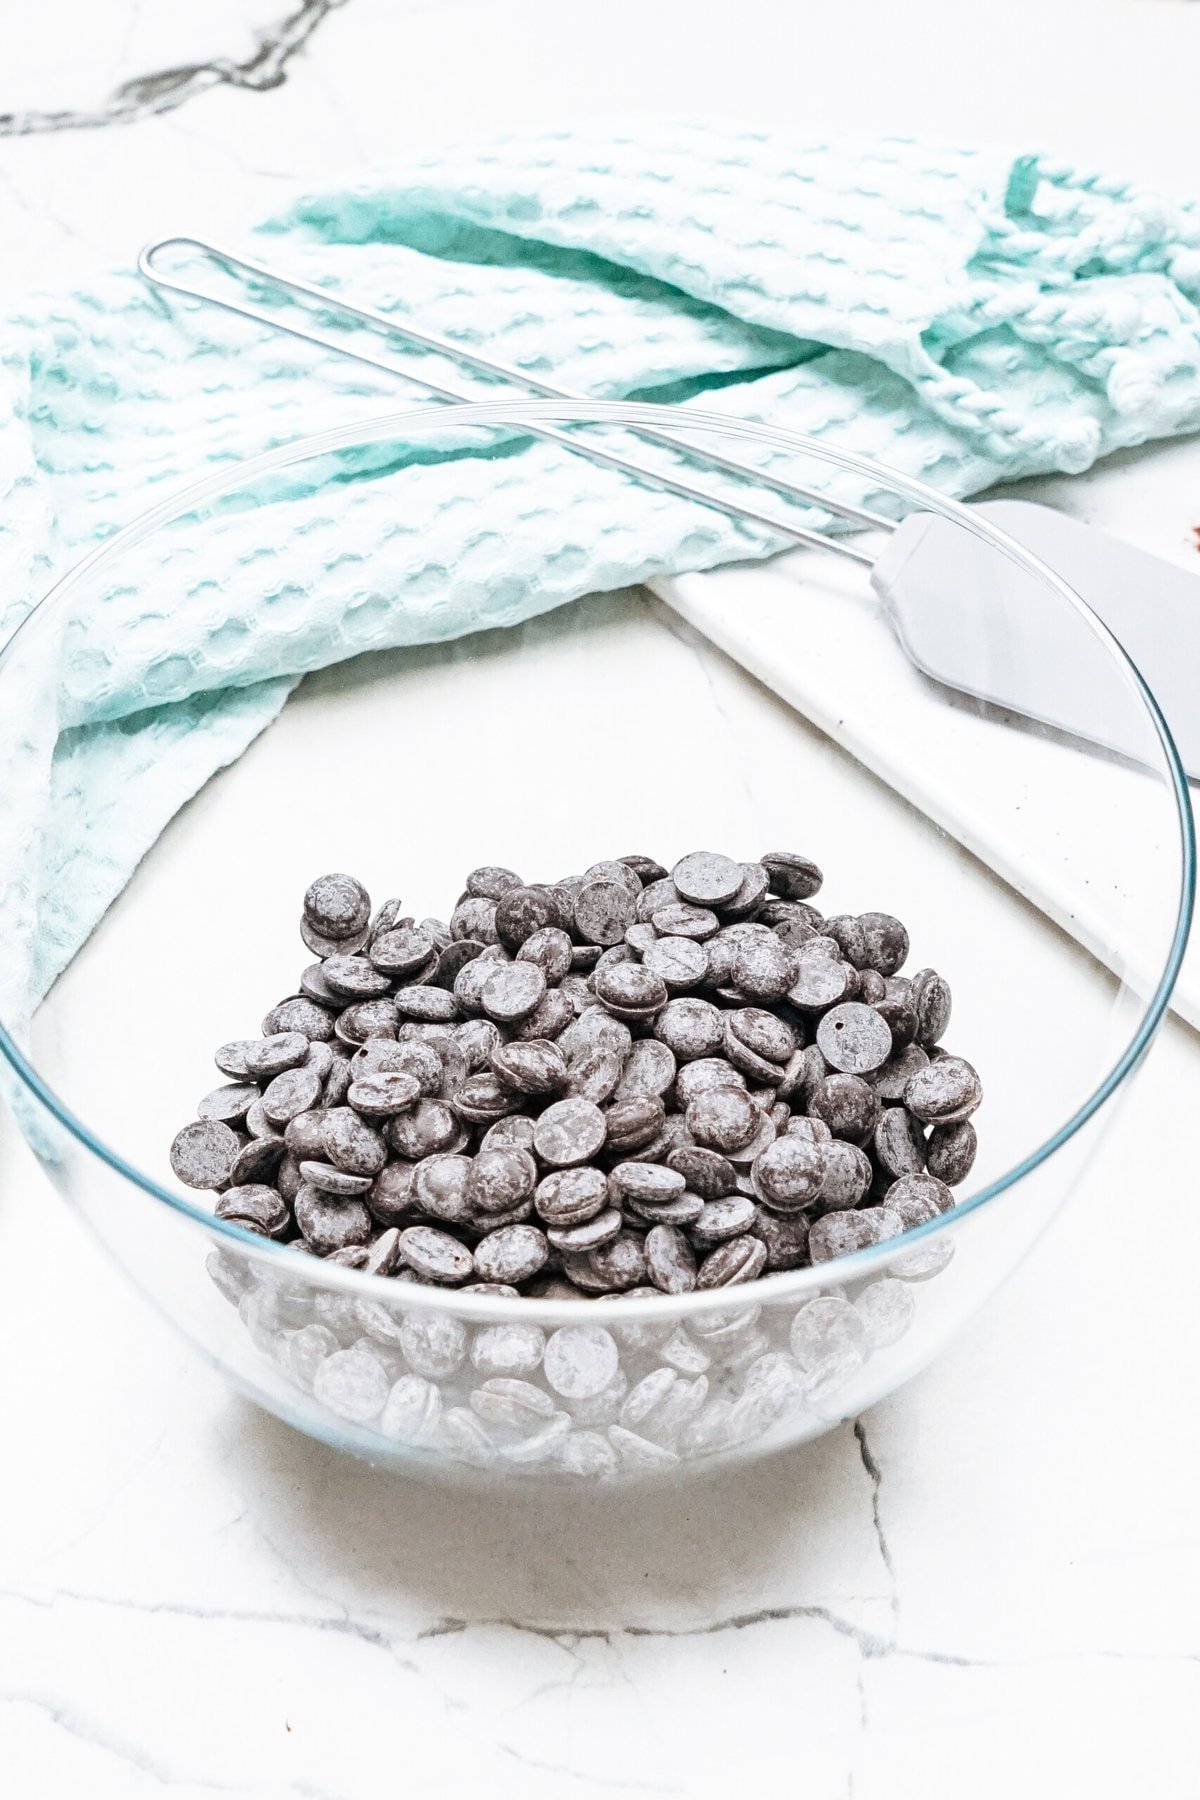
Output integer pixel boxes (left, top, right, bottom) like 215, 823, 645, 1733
1, 397, 1193, 1322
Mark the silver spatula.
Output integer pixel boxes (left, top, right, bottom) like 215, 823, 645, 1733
140, 235, 1200, 780
871, 499, 1200, 778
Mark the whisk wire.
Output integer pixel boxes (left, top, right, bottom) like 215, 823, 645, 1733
138, 234, 888, 567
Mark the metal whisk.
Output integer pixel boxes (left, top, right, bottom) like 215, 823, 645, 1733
139, 233, 1200, 787
139, 234, 891, 566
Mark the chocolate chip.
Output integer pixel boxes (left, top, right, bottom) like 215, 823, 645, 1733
574, 880, 634, 947
479, 1114, 538, 1156
214, 1039, 257, 1078
243, 1097, 274, 1139
620, 854, 667, 883
480, 960, 547, 1023
302, 1042, 334, 1081
636, 876, 680, 922
513, 987, 575, 1043
276, 1154, 303, 1201
466, 865, 524, 900
262, 997, 336, 1041
691, 1196, 756, 1244
517, 926, 574, 983
655, 997, 725, 1062
585, 1232, 648, 1291
299, 1160, 375, 1197
671, 850, 744, 906
546, 1208, 625, 1253
393, 985, 459, 1023
641, 935, 709, 990
362, 1038, 441, 1093
904, 1056, 983, 1124
387, 1098, 462, 1158
824, 915, 869, 968
696, 1236, 768, 1288
543, 1326, 620, 1398
686, 1086, 760, 1154
535, 1166, 610, 1226
368, 1161, 416, 1226
399, 1226, 474, 1284
732, 933, 797, 1000
727, 1006, 796, 1066
244, 1032, 310, 1078
857, 969, 887, 1006
645, 1224, 698, 1293
295, 1185, 373, 1254
884, 1171, 955, 1222
322, 1107, 388, 1176
412, 1154, 474, 1223
321, 955, 393, 1001
171, 1120, 239, 1190
874, 991, 918, 1050
369, 926, 436, 977
809, 1073, 881, 1143
752, 1206, 810, 1271
335, 998, 398, 1042
197, 1083, 259, 1126
614, 1039, 677, 1100
533, 1098, 608, 1167
722, 863, 770, 919
451, 1072, 515, 1124
229, 1135, 287, 1187
750, 1135, 825, 1212
369, 897, 406, 939
761, 851, 823, 900
304, 873, 370, 941
651, 901, 720, 941
874, 1107, 927, 1178
871, 1042, 929, 1101
491, 1038, 568, 1096
787, 959, 856, 1012
469, 1147, 538, 1215
816, 1002, 894, 1075
609, 1161, 685, 1205
261, 1065, 323, 1126
345, 1069, 422, 1117
859, 912, 910, 976
926, 1119, 977, 1185
604, 1094, 667, 1153
584, 859, 643, 898
674, 1057, 746, 1107
495, 885, 558, 950
911, 969, 953, 1045
666, 1145, 737, 1199
474, 1224, 550, 1285
816, 1141, 872, 1209
808, 1207, 900, 1262
593, 961, 668, 1016
566, 1044, 625, 1104
215, 1184, 289, 1237
432, 940, 487, 988
300, 917, 369, 960
625, 1190, 705, 1227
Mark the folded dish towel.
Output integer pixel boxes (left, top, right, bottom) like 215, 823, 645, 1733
2, 126, 1199, 1028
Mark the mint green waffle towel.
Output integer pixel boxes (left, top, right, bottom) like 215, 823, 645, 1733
2, 127, 1199, 1020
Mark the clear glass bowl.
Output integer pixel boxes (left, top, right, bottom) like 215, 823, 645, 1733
0, 401, 1191, 1488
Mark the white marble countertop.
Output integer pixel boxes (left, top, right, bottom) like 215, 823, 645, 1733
2, 2, 1200, 1795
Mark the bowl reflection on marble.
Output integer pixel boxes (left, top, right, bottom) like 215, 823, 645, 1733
1, 401, 1190, 1487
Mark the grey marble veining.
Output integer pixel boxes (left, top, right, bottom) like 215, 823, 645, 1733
0, 0, 348, 137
